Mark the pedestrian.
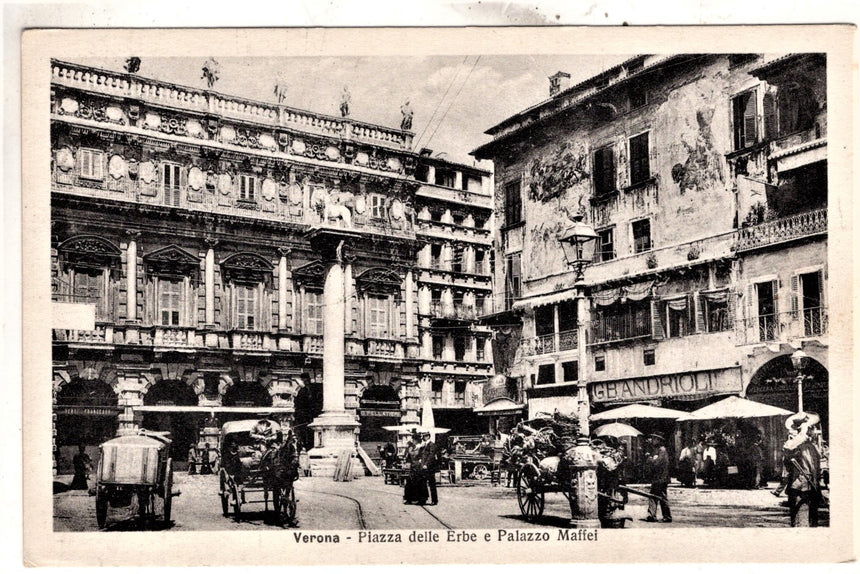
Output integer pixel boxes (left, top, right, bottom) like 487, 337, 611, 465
677, 439, 696, 487
403, 430, 427, 504
419, 431, 439, 506
188, 444, 198, 475
773, 412, 822, 527
703, 439, 718, 485
70, 444, 92, 490
200, 442, 213, 475
644, 433, 672, 523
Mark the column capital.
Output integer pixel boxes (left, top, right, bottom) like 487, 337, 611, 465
277, 246, 292, 257
204, 236, 220, 248
125, 229, 141, 239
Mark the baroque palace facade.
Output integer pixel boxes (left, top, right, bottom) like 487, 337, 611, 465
473, 53, 828, 477
50, 60, 493, 474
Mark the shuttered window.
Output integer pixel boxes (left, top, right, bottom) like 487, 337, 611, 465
592, 146, 616, 196
159, 278, 182, 326
594, 228, 615, 262
305, 290, 324, 335
236, 284, 257, 330
368, 295, 389, 338
79, 149, 104, 180
239, 175, 257, 202
629, 132, 650, 185
505, 253, 521, 309
162, 163, 182, 206
732, 90, 758, 150
632, 219, 652, 253
504, 180, 522, 226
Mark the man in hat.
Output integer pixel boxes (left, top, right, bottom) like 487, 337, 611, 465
773, 412, 822, 527
644, 432, 672, 523
419, 431, 439, 505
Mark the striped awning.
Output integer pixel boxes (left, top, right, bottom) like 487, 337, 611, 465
473, 398, 525, 416
511, 288, 579, 310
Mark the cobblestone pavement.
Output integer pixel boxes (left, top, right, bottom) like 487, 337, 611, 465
53, 473, 828, 532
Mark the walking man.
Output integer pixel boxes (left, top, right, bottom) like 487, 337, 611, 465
774, 412, 822, 527
644, 433, 672, 523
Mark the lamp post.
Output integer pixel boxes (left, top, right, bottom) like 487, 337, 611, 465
558, 213, 599, 528
790, 349, 809, 413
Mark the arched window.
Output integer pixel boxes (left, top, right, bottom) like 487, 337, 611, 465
143, 245, 200, 327
220, 252, 273, 331
55, 235, 122, 322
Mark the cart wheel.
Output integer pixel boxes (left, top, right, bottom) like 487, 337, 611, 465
472, 464, 489, 480
163, 458, 173, 524
230, 482, 243, 523
516, 464, 545, 522
219, 471, 230, 517
95, 489, 108, 529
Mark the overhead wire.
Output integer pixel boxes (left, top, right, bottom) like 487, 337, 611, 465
422, 55, 482, 150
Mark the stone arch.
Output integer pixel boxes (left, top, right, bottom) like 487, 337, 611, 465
54, 375, 120, 465
60, 361, 121, 396
222, 376, 273, 407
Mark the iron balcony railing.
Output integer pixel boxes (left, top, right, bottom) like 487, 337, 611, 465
735, 306, 828, 345
735, 208, 827, 252
520, 328, 578, 356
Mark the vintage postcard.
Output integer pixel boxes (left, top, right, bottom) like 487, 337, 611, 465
21, 26, 855, 566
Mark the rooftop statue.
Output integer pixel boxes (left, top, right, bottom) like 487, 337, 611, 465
274, 73, 289, 104
340, 85, 351, 118
400, 100, 414, 131
124, 57, 141, 74
202, 57, 220, 89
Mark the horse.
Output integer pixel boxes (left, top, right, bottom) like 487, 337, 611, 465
260, 432, 300, 525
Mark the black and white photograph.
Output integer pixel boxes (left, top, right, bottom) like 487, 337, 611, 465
19, 25, 855, 566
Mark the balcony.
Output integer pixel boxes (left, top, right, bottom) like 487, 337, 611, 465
735, 306, 828, 346
520, 329, 578, 357
735, 208, 827, 253
152, 326, 196, 348
230, 331, 266, 351
365, 338, 403, 359
302, 334, 324, 354
53, 323, 113, 345
420, 359, 493, 377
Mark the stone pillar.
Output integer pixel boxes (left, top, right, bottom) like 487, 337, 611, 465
418, 285, 431, 315
576, 295, 590, 434
442, 287, 454, 318
405, 270, 414, 338
116, 369, 144, 436
278, 251, 289, 330
343, 261, 353, 334
426, 165, 436, 185
421, 330, 433, 358
126, 232, 138, 321
307, 259, 359, 477
454, 170, 463, 190
205, 247, 216, 325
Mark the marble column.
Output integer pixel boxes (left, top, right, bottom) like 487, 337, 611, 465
278, 252, 289, 330
126, 234, 138, 321
307, 258, 359, 477
405, 270, 414, 338
205, 247, 216, 325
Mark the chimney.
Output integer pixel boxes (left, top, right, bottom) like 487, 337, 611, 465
549, 71, 571, 97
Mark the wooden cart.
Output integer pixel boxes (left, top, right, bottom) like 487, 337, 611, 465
95, 430, 177, 529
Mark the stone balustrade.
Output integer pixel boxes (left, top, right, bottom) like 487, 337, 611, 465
735, 208, 827, 253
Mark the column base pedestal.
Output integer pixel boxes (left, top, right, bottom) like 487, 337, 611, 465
307, 412, 360, 478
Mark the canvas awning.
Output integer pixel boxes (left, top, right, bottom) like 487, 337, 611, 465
512, 288, 578, 310
473, 397, 525, 416
678, 396, 793, 421
590, 403, 689, 421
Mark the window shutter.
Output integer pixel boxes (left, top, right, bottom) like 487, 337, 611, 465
180, 166, 187, 197
693, 292, 705, 333
771, 279, 780, 336
790, 274, 799, 318
763, 90, 778, 140
605, 148, 615, 191
650, 299, 664, 340
183, 276, 192, 327
144, 277, 155, 325
727, 291, 736, 331
816, 269, 825, 308
743, 94, 758, 148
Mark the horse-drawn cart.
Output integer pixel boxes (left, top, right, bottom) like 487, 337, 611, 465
94, 430, 178, 529
218, 419, 299, 525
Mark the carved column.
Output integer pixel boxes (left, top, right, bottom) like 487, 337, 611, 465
277, 248, 290, 330
405, 270, 414, 339
125, 230, 139, 322
204, 238, 217, 326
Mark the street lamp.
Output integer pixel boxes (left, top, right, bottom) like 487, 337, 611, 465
558, 213, 600, 528
790, 349, 809, 412
559, 213, 599, 282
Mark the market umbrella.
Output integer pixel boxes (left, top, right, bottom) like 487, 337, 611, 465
677, 395, 793, 421
590, 403, 689, 421
419, 399, 450, 439
593, 422, 643, 438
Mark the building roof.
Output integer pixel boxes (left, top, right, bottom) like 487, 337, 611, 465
471, 54, 698, 159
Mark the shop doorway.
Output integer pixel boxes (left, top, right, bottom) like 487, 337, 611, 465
294, 382, 323, 451
55, 378, 120, 473
359, 384, 401, 466
142, 380, 199, 462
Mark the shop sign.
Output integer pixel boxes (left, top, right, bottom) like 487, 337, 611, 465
359, 409, 400, 418
590, 367, 743, 403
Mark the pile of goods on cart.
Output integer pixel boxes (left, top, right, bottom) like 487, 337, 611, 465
502, 411, 634, 528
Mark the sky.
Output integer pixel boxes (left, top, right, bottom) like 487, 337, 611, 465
78, 54, 630, 167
